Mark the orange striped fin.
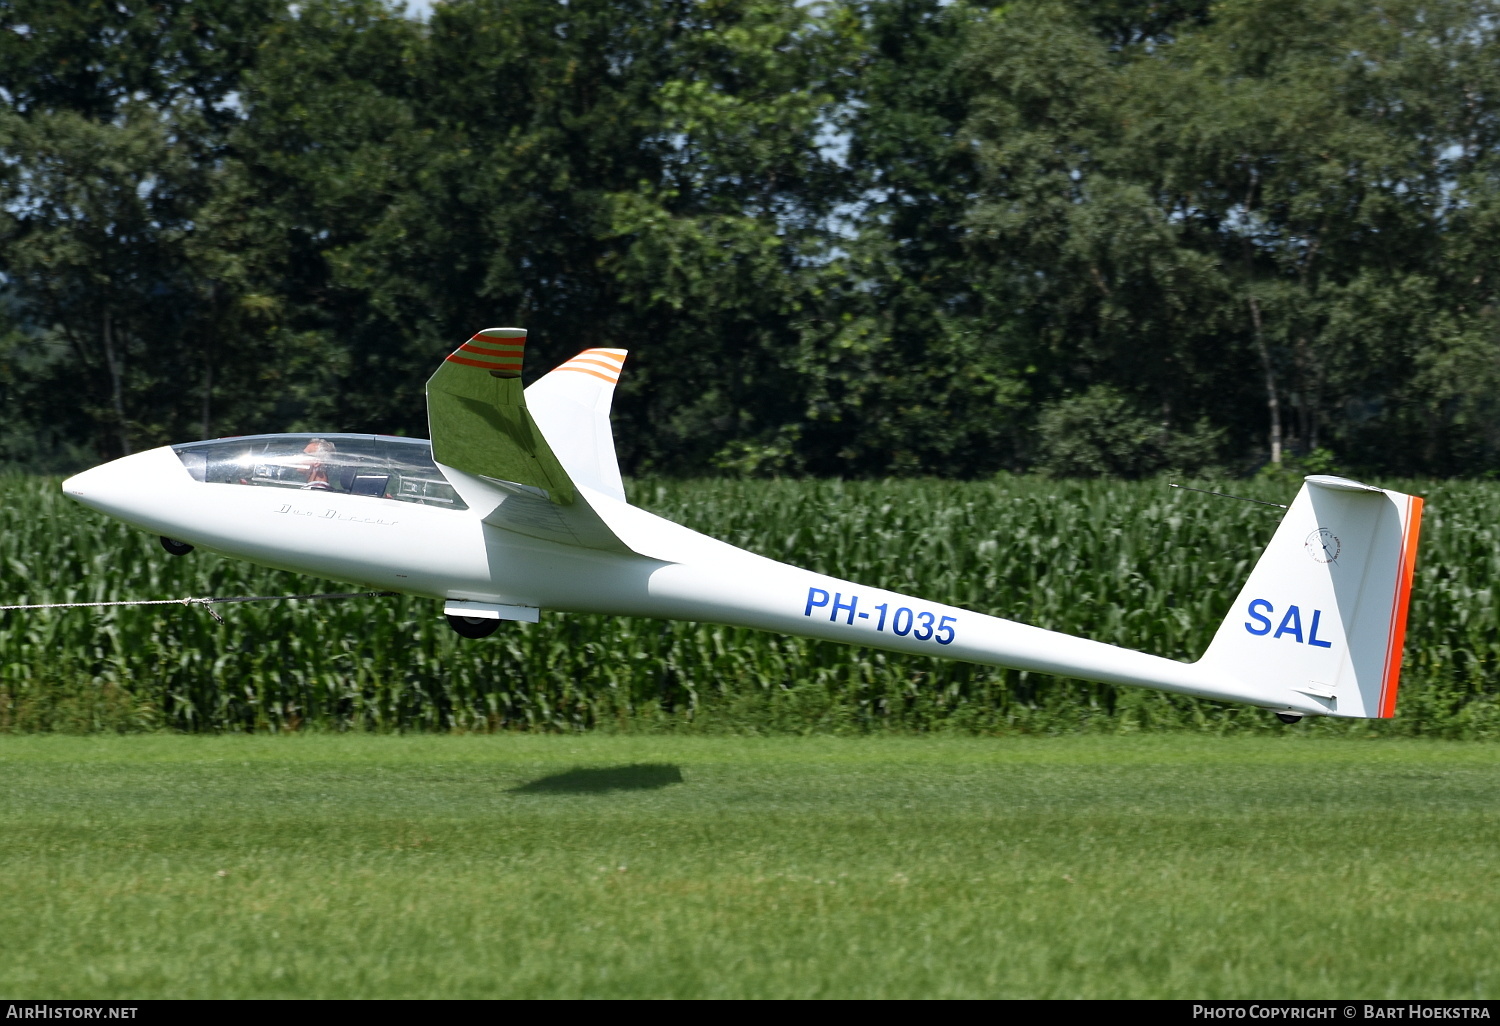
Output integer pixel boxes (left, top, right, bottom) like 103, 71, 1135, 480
446, 328, 527, 378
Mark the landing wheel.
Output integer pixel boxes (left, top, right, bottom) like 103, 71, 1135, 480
446, 614, 500, 639
160, 536, 194, 556
1276, 712, 1304, 725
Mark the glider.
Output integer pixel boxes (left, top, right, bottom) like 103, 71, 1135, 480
62, 329, 1423, 722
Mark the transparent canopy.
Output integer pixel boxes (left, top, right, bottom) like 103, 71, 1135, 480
172, 434, 468, 510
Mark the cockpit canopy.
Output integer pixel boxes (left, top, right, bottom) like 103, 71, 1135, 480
172, 434, 467, 510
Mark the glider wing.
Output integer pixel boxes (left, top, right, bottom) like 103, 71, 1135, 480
428, 333, 720, 562
425, 329, 576, 504
524, 348, 628, 503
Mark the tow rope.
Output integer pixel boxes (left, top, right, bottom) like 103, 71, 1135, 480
0, 591, 396, 625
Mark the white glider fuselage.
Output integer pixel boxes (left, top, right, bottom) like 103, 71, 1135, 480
63, 441, 1343, 720
59, 329, 1424, 722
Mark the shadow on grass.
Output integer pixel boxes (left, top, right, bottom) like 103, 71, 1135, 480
508, 763, 684, 795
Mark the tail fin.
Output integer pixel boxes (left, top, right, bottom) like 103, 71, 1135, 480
1198, 476, 1423, 718
524, 349, 628, 503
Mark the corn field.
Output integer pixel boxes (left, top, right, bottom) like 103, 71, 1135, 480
2, 473, 1498, 735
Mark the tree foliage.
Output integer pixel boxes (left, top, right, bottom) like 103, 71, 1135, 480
2, 0, 1498, 477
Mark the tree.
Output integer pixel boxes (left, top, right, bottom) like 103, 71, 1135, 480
0, 0, 284, 462
961, 0, 1500, 475
963, 3, 1247, 469
4, 0, 1498, 477
0, 107, 200, 455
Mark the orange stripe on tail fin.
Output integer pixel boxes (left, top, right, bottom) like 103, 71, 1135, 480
556, 366, 618, 384
1378, 495, 1424, 718
560, 358, 620, 375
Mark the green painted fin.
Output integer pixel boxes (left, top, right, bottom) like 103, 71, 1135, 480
425, 328, 575, 505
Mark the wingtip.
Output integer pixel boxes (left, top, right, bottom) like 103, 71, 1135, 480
553, 349, 626, 385
444, 328, 528, 377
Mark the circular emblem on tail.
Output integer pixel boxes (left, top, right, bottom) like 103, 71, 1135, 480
1305, 528, 1340, 563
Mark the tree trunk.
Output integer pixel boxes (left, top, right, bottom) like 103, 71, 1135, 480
102, 309, 132, 456
201, 349, 214, 440
1249, 296, 1280, 465
1296, 335, 1319, 452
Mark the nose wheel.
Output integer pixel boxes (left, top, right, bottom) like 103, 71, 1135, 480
160, 536, 194, 556
446, 614, 500, 639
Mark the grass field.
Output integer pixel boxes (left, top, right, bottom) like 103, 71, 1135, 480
1, 734, 1496, 998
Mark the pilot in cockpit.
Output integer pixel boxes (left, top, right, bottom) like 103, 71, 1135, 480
299, 437, 335, 490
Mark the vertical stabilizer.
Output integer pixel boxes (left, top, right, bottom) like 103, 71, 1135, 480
1197, 476, 1423, 718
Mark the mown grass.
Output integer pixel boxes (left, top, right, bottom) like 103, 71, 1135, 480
2, 473, 1499, 734
0, 734, 1496, 998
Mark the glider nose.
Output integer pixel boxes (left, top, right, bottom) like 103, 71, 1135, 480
60, 468, 95, 502
61, 447, 188, 521
61, 463, 111, 505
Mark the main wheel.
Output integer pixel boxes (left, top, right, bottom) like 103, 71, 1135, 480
160, 536, 194, 556
1275, 712, 1303, 725
446, 614, 500, 639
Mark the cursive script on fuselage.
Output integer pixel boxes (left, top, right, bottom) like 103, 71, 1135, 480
275, 503, 399, 526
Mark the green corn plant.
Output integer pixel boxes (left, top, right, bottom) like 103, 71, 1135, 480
1, 473, 1497, 735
